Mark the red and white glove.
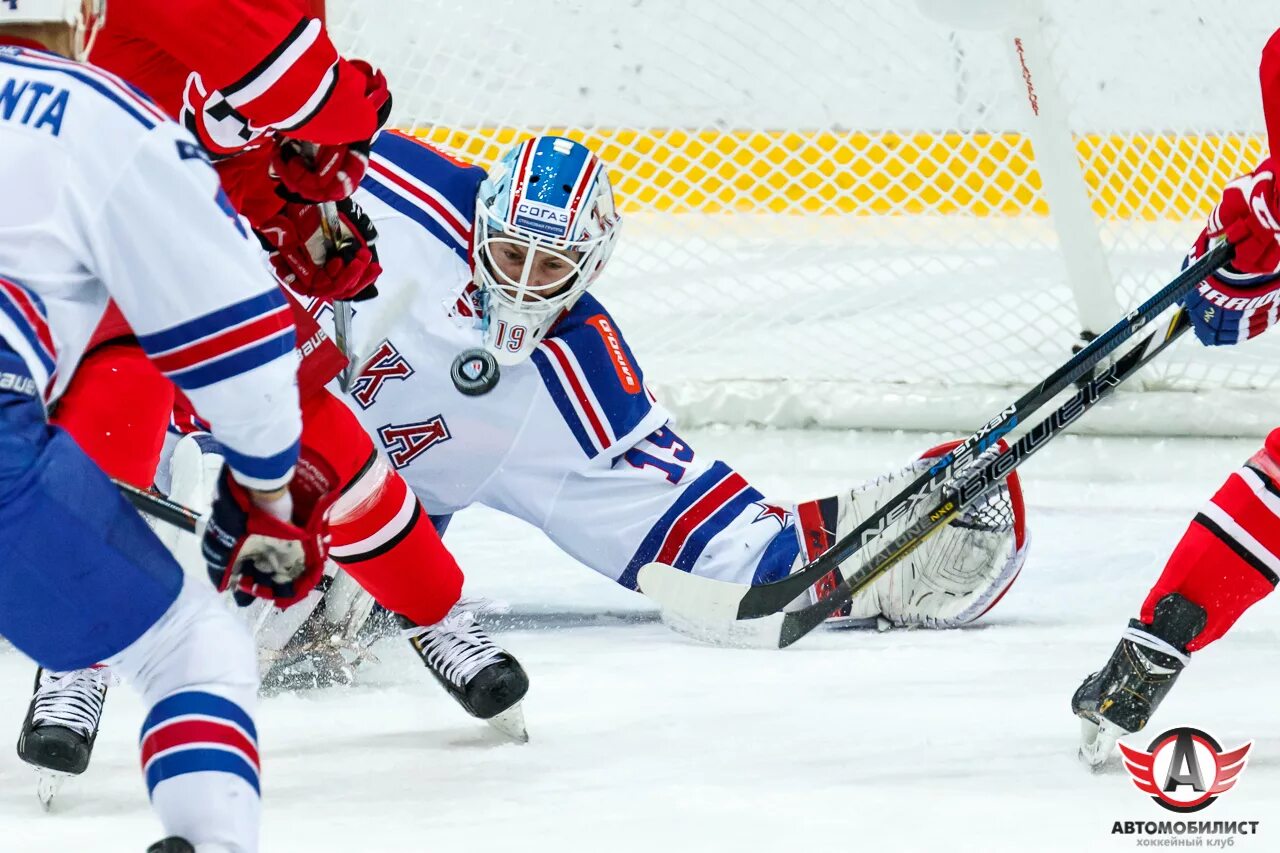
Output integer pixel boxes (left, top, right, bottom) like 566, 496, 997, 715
1206, 157, 1280, 276
256, 199, 382, 301
201, 467, 336, 609
269, 60, 391, 202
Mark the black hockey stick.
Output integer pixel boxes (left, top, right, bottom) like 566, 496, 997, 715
773, 307, 1193, 646
638, 305, 1194, 648
734, 241, 1230, 620
115, 480, 200, 533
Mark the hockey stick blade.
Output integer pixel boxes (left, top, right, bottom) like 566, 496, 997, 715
640, 309, 1191, 649
636, 564, 786, 648
730, 243, 1230, 622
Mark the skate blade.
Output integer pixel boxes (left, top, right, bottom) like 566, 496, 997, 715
36, 770, 67, 811
1077, 716, 1123, 770
485, 703, 529, 744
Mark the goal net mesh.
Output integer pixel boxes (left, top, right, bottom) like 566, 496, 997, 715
327, 0, 1278, 436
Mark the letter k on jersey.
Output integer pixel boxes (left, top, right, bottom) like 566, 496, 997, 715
377, 417, 450, 469
352, 340, 414, 408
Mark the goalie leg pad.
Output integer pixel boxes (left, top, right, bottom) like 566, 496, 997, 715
1139, 440, 1280, 651
794, 439, 1028, 628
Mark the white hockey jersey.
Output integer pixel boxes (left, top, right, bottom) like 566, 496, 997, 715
326, 132, 800, 589
0, 44, 300, 489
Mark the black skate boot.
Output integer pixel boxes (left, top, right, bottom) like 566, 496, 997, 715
1072, 593, 1206, 767
146, 838, 194, 853
402, 603, 529, 742
17, 666, 110, 808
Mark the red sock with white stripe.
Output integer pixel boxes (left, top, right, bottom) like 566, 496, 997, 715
328, 454, 463, 627
1140, 433, 1280, 651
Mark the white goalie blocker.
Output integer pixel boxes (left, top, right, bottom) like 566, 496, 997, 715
793, 439, 1029, 629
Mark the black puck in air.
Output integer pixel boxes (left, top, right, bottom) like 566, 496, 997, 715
451, 348, 500, 396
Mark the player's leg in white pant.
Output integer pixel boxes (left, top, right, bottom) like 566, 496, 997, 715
0, 341, 259, 852
106, 575, 260, 853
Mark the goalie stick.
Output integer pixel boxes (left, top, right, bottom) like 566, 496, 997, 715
638, 243, 1229, 647
664, 242, 1231, 629
640, 305, 1194, 648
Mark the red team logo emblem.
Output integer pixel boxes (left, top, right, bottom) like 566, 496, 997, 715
1120, 727, 1252, 813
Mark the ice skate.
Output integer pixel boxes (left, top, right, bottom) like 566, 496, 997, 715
1072, 593, 1205, 768
17, 666, 110, 809
402, 601, 530, 742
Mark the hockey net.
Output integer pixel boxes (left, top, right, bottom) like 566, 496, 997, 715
327, 0, 1279, 436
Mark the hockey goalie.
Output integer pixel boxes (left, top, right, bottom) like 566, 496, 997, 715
189, 131, 1033, 671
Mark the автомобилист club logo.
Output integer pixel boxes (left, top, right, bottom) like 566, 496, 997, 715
1120, 727, 1251, 813
1109, 725, 1261, 846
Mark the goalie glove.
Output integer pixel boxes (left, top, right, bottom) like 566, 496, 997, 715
202, 466, 335, 608
794, 439, 1028, 628
257, 199, 382, 301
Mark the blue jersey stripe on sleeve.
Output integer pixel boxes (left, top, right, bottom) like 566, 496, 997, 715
136, 290, 288, 354
617, 461, 734, 589
220, 438, 300, 486
165, 331, 295, 390
0, 287, 55, 375
532, 347, 598, 458
363, 173, 471, 264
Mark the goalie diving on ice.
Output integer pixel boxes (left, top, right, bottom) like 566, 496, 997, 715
200, 131, 1034, 672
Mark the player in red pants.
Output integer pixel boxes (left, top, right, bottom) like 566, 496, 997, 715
1072, 28, 1280, 765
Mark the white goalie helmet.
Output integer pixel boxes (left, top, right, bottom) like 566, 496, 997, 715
0, 0, 105, 60
473, 135, 621, 365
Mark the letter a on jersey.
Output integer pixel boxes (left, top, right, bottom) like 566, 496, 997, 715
377, 417, 450, 469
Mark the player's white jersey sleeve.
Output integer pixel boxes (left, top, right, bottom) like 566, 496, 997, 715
488, 418, 802, 590
0, 46, 299, 489
91, 129, 300, 488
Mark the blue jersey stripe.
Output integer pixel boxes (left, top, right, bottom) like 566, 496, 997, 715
0, 290, 54, 375
618, 461, 734, 589
363, 173, 470, 264
532, 348, 597, 458
671, 485, 763, 572
137, 290, 288, 354
372, 132, 483, 219
165, 330, 295, 390
0, 53, 156, 129
145, 749, 260, 797
142, 690, 258, 741
752, 524, 800, 585
220, 438, 300, 485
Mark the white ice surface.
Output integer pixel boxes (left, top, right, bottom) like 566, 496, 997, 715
3, 426, 1279, 852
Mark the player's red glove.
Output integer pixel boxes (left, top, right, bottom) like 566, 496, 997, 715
1207, 157, 1280, 276
202, 466, 336, 609
256, 199, 382, 301
269, 61, 392, 202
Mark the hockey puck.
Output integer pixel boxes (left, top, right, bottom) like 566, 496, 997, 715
451, 348, 500, 396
